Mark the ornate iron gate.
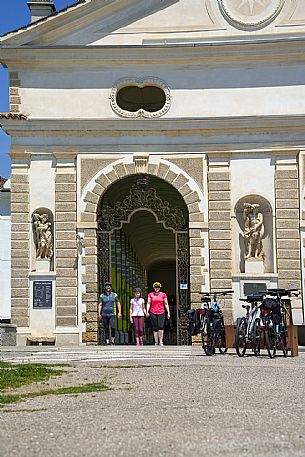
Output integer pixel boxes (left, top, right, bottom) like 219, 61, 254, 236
97, 176, 190, 345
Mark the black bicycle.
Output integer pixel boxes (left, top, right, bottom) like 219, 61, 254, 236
235, 294, 264, 357
199, 290, 233, 356
261, 288, 298, 358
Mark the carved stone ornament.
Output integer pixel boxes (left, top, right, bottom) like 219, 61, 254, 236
243, 203, 264, 260
110, 77, 171, 118
32, 211, 54, 260
218, 0, 283, 29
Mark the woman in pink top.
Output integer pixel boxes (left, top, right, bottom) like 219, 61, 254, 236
146, 281, 170, 346
130, 287, 146, 346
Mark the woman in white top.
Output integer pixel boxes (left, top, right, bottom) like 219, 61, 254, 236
130, 287, 146, 346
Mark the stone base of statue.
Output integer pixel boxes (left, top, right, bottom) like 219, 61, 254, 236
245, 258, 264, 275
36, 259, 50, 273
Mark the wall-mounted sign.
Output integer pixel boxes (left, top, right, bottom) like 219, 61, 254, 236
33, 281, 52, 309
180, 283, 188, 290
243, 282, 266, 297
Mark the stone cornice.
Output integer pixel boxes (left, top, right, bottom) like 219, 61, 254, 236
2, 35, 305, 67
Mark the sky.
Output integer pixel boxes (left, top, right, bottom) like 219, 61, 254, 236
0, 0, 76, 178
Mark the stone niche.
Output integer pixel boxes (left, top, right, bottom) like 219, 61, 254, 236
31, 208, 54, 272
234, 195, 274, 274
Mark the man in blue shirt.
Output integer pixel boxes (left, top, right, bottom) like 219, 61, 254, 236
98, 282, 122, 345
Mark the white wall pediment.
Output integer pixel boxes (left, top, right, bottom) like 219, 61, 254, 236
2, 0, 305, 48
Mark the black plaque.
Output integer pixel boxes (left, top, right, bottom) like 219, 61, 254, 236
243, 282, 267, 297
33, 281, 52, 309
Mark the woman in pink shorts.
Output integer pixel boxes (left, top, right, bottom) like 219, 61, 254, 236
146, 281, 170, 346
130, 287, 146, 346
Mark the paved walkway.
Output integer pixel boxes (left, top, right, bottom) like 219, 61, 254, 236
1, 346, 305, 457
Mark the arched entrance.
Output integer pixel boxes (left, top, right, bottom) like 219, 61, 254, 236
97, 174, 190, 345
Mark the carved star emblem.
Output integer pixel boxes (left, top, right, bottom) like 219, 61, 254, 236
238, 0, 265, 14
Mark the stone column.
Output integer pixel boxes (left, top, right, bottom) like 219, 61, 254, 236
10, 157, 30, 337
275, 157, 302, 291
207, 156, 233, 323
55, 156, 78, 339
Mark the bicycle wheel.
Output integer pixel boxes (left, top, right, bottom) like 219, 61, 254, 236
218, 320, 227, 354
235, 317, 247, 357
205, 335, 215, 356
253, 318, 260, 356
201, 320, 209, 356
264, 323, 276, 359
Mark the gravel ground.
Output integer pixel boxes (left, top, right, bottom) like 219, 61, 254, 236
1, 347, 305, 457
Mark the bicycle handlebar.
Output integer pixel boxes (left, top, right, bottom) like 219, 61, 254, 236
199, 290, 234, 296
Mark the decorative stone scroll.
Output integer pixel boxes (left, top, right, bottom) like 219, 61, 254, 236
219, 0, 283, 29
110, 77, 171, 118
32, 210, 54, 260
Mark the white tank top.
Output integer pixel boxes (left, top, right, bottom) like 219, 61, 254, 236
130, 297, 145, 316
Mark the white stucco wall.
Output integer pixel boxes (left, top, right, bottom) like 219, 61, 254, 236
0, 184, 11, 320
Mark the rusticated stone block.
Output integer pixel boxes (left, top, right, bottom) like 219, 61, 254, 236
11, 174, 28, 184
11, 223, 29, 233
56, 278, 77, 287
56, 212, 77, 222
85, 312, 98, 322
164, 169, 178, 183
209, 201, 231, 211
11, 193, 29, 203
157, 163, 170, 179
210, 279, 232, 290
210, 270, 231, 279
209, 191, 230, 201
278, 279, 301, 290
210, 260, 231, 270
10, 96, 21, 105
11, 278, 29, 288
147, 163, 158, 175
11, 298, 28, 307
56, 183, 76, 193
209, 221, 231, 230
56, 240, 76, 249
209, 230, 231, 240
208, 172, 230, 181
276, 209, 299, 219
57, 307, 77, 316
190, 238, 205, 247
11, 258, 29, 268
56, 231, 76, 241
189, 212, 205, 222
85, 264, 97, 274
191, 275, 206, 284
56, 268, 77, 278
82, 238, 96, 248
275, 179, 297, 190
55, 173, 76, 183
276, 189, 298, 199
276, 229, 299, 239
56, 192, 77, 203
11, 241, 28, 250
10, 184, 28, 193
10, 87, 18, 95
190, 257, 205, 266
82, 292, 98, 302
276, 169, 298, 179
56, 317, 77, 327
56, 287, 77, 297
209, 211, 230, 221
189, 229, 202, 238
276, 219, 299, 229
86, 283, 98, 293
85, 246, 97, 256
184, 191, 200, 205
277, 239, 300, 250
11, 308, 29, 318
92, 183, 104, 197
11, 203, 29, 213
208, 181, 230, 191
84, 191, 99, 204
278, 259, 301, 270
86, 322, 98, 332
56, 222, 77, 231
209, 240, 231, 250
56, 258, 77, 268
84, 229, 96, 238
190, 247, 202, 257
56, 248, 77, 258
86, 302, 99, 312
278, 270, 301, 280
83, 332, 98, 343
278, 249, 300, 260
11, 288, 29, 298
81, 255, 96, 265
190, 283, 202, 292
190, 266, 202, 275
209, 250, 231, 260
276, 199, 299, 210
172, 174, 188, 190
179, 184, 192, 197
56, 297, 77, 307
188, 203, 200, 214
11, 317, 29, 327
11, 269, 28, 279
113, 163, 127, 178
124, 163, 135, 175
95, 174, 111, 188
83, 274, 97, 283
106, 169, 118, 183
12, 249, 30, 258
80, 212, 96, 223
85, 202, 97, 214
56, 202, 77, 213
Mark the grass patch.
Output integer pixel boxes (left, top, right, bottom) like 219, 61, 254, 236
0, 381, 109, 406
0, 361, 66, 391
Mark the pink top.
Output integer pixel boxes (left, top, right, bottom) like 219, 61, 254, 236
148, 292, 167, 315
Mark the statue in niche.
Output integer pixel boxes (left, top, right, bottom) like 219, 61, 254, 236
243, 203, 264, 260
32, 212, 53, 260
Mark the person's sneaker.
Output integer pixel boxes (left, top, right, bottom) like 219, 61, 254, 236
159, 342, 164, 346
140, 341, 144, 346
111, 341, 115, 345
106, 340, 110, 345
136, 342, 140, 346
155, 342, 159, 346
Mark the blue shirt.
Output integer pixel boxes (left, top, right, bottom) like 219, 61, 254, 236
99, 292, 119, 316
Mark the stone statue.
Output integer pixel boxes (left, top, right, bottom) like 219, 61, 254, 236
243, 203, 264, 260
32, 212, 53, 260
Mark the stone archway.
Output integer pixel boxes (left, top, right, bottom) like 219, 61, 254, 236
79, 157, 208, 345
